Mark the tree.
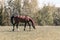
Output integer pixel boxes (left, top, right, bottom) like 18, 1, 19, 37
22, 0, 38, 17
0, 4, 3, 25
13, 0, 21, 14
53, 7, 60, 25
3, 0, 21, 25
37, 4, 56, 25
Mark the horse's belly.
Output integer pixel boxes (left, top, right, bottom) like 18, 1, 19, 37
20, 19, 29, 22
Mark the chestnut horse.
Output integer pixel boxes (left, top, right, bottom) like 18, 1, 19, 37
11, 16, 35, 31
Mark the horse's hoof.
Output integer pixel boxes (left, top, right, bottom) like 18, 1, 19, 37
29, 30, 31, 31
18, 29, 19, 31
12, 29, 14, 31
24, 29, 25, 31
34, 27, 36, 29
16, 29, 19, 32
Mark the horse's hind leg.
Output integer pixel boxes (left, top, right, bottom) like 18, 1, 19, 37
24, 22, 27, 31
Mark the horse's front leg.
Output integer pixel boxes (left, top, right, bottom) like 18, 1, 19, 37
28, 22, 31, 31
24, 22, 27, 31
16, 23, 19, 31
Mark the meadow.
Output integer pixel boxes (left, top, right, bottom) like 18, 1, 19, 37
0, 26, 60, 40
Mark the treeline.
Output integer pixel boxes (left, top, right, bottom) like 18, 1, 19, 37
36, 4, 60, 26
0, 0, 60, 26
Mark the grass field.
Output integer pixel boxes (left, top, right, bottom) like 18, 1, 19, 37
0, 26, 60, 40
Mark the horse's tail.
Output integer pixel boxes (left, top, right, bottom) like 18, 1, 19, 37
11, 16, 14, 24
29, 19, 36, 29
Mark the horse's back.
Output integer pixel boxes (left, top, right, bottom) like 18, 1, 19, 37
14, 16, 32, 22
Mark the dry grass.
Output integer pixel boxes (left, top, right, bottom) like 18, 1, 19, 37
0, 26, 60, 40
